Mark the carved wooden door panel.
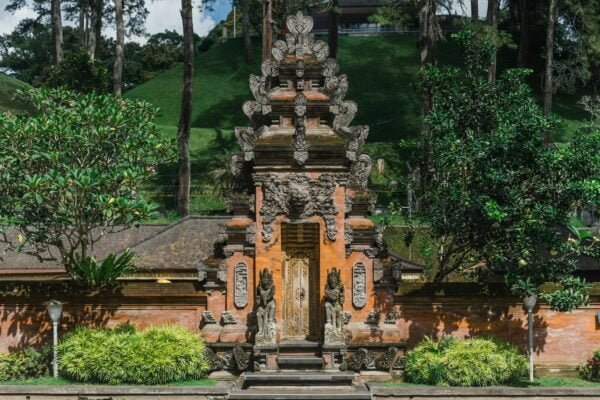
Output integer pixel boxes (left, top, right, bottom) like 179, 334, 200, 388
283, 248, 316, 339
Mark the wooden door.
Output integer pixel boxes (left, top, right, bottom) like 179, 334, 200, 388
282, 224, 319, 340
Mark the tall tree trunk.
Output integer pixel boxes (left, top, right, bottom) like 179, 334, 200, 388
177, 0, 194, 217
91, 0, 103, 61
328, 0, 339, 59
419, 0, 436, 194
542, 0, 558, 142
79, 1, 86, 46
113, 0, 124, 96
88, 1, 98, 61
471, 0, 479, 19
51, 0, 63, 65
262, 0, 272, 62
242, 0, 252, 64
487, 0, 498, 82
517, 0, 529, 67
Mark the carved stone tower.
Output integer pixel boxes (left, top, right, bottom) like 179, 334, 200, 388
200, 11, 404, 372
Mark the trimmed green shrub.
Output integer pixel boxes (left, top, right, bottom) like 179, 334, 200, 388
579, 348, 600, 382
58, 324, 209, 384
0, 348, 50, 381
405, 336, 527, 386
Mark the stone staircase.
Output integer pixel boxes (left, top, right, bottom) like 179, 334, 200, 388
229, 341, 371, 400
228, 371, 371, 400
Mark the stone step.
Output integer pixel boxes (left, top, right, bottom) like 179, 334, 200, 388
277, 355, 324, 370
242, 372, 356, 388
228, 388, 371, 400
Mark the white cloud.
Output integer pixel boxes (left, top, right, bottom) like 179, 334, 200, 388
0, 0, 38, 35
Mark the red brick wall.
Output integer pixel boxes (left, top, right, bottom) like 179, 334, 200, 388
393, 296, 600, 367
1, 282, 599, 368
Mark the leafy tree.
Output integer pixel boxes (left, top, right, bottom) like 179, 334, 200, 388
0, 88, 175, 285
411, 26, 599, 311
45, 49, 110, 92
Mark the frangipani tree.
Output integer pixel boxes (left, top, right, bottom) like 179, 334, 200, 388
0, 88, 175, 287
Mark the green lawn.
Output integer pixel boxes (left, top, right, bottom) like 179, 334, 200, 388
385, 376, 600, 388
0, 376, 216, 386
0, 73, 31, 115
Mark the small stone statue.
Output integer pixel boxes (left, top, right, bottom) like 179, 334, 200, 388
255, 269, 276, 344
324, 267, 345, 344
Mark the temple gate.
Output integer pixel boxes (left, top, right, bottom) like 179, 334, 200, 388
199, 11, 405, 372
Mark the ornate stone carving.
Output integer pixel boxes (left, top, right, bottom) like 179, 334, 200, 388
261, 59, 279, 78
222, 345, 249, 371
217, 260, 227, 283
221, 311, 237, 325
373, 259, 384, 283
343, 312, 352, 325
201, 311, 217, 325
271, 12, 328, 63
204, 348, 224, 372
345, 194, 353, 214
375, 347, 400, 371
235, 127, 259, 161
350, 154, 372, 189
246, 223, 256, 245
331, 101, 357, 133
352, 263, 367, 308
293, 116, 309, 166
324, 268, 345, 344
197, 260, 208, 282
234, 263, 248, 308
342, 348, 375, 371
392, 262, 402, 282
384, 312, 401, 324
255, 269, 276, 345
344, 223, 353, 245
368, 194, 377, 215
374, 223, 385, 250
229, 153, 249, 190
256, 173, 338, 242
365, 311, 380, 325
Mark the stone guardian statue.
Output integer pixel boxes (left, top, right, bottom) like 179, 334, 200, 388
324, 267, 345, 344
255, 269, 276, 344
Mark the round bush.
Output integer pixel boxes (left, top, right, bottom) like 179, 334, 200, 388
579, 348, 600, 382
58, 324, 209, 384
405, 336, 527, 386
0, 348, 49, 381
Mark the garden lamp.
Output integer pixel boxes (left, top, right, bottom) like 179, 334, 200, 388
45, 300, 64, 378
523, 295, 537, 383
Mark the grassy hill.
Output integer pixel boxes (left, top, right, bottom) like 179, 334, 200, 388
0, 74, 31, 115
127, 35, 590, 215
126, 36, 426, 143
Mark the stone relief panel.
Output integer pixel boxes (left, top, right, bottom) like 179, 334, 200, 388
234, 262, 248, 308
352, 262, 367, 308
255, 173, 339, 242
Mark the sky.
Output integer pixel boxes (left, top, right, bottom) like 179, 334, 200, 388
0, 0, 233, 42
0, 0, 490, 42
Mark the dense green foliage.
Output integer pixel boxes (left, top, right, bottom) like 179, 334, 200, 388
0, 348, 49, 381
58, 324, 209, 384
0, 88, 175, 284
580, 348, 600, 382
70, 250, 136, 288
410, 26, 600, 310
405, 336, 527, 386
45, 50, 110, 93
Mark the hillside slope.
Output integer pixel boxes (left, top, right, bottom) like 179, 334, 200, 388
125, 36, 425, 143
0, 74, 31, 115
